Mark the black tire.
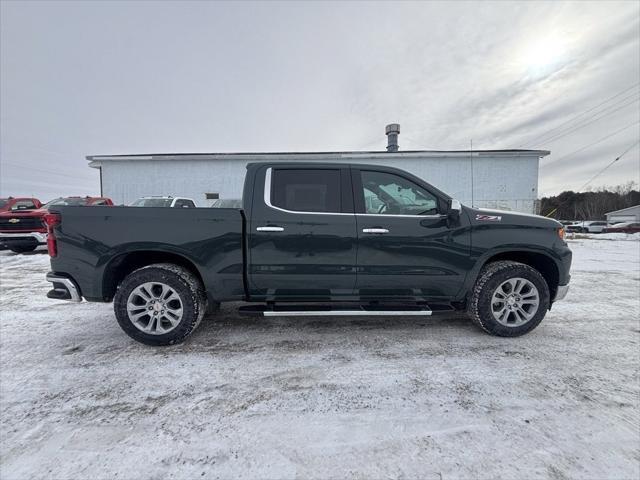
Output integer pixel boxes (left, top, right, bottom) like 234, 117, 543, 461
469, 260, 550, 337
114, 263, 207, 346
9, 245, 37, 253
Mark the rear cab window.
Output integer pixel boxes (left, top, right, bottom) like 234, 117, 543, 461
175, 199, 195, 208
11, 200, 38, 210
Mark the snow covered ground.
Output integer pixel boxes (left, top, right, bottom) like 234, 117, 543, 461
1, 236, 639, 479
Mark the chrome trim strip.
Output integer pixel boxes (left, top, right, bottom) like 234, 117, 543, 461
263, 310, 432, 317
263, 167, 446, 219
355, 213, 445, 219
256, 226, 284, 232
0, 232, 47, 242
362, 228, 389, 234
45, 273, 81, 302
553, 284, 569, 302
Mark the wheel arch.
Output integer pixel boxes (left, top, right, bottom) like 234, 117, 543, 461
102, 249, 205, 301
477, 250, 560, 300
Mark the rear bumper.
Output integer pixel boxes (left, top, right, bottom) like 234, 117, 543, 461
0, 232, 47, 244
46, 272, 82, 302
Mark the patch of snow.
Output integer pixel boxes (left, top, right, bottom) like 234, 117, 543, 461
1, 240, 639, 479
566, 232, 640, 241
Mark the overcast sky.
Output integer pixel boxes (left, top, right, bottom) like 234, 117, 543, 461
1, 0, 639, 200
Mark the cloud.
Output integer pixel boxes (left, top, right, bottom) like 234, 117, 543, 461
1, 1, 638, 199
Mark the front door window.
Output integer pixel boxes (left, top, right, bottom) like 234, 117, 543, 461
360, 170, 438, 215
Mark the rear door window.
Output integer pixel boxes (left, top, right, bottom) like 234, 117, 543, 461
271, 169, 341, 213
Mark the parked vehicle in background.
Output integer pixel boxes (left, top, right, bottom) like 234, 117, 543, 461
45, 196, 114, 207
0, 196, 113, 253
46, 162, 572, 346
130, 196, 197, 208
603, 222, 640, 234
0, 197, 42, 213
566, 221, 608, 233
211, 199, 242, 208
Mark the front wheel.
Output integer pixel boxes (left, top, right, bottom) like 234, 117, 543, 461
114, 263, 207, 346
469, 261, 550, 337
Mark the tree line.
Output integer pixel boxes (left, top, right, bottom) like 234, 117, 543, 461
539, 182, 639, 220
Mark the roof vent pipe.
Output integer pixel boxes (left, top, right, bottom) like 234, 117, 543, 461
385, 123, 400, 152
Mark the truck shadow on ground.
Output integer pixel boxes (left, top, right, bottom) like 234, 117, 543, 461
183, 305, 481, 350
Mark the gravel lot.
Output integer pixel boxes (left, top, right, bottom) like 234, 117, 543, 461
1, 235, 639, 479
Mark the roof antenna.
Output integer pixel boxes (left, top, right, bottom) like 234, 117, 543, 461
470, 139, 474, 207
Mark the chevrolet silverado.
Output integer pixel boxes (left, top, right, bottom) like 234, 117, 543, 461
45, 162, 572, 345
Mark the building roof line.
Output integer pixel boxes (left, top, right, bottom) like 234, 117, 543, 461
87, 149, 550, 162
605, 204, 640, 215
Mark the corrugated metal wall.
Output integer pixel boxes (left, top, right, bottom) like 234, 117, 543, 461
99, 154, 539, 213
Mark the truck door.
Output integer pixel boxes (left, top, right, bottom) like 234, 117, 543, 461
248, 165, 357, 299
352, 167, 472, 301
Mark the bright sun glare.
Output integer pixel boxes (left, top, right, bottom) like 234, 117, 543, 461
523, 34, 568, 73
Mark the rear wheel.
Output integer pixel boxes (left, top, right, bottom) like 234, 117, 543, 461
469, 261, 550, 337
114, 263, 207, 346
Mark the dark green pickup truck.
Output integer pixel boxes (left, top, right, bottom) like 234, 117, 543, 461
45, 162, 571, 346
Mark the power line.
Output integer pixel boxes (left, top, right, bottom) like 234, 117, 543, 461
575, 139, 640, 193
543, 120, 640, 166
2, 162, 97, 180
519, 82, 640, 147
543, 139, 639, 217
531, 95, 639, 146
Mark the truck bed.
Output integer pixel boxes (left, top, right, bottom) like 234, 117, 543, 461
49, 206, 245, 302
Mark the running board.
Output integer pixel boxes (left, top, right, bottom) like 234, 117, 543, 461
238, 304, 433, 317
264, 310, 432, 317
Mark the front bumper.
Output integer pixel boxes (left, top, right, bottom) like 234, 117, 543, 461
553, 284, 570, 302
46, 273, 82, 302
0, 231, 47, 244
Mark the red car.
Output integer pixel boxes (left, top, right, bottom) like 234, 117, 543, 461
603, 222, 640, 234
0, 197, 42, 213
0, 196, 113, 253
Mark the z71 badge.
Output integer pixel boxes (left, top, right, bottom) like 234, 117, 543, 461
476, 214, 502, 222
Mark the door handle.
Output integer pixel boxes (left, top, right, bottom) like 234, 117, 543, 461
256, 226, 284, 232
362, 228, 389, 234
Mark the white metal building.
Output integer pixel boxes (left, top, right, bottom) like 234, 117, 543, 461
88, 125, 548, 213
605, 205, 640, 223
88, 149, 548, 213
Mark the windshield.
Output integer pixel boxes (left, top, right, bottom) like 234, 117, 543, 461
44, 197, 89, 207
130, 198, 173, 207
0, 199, 8, 208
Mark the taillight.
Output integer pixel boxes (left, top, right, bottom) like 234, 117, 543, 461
558, 227, 565, 241
43, 213, 61, 257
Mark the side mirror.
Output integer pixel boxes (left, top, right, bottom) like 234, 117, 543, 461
448, 199, 462, 218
